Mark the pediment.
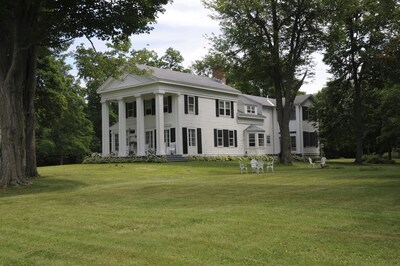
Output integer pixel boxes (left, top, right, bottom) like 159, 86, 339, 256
97, 74, 155, 93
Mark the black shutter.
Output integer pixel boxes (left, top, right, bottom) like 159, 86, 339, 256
168, 96, 172, 113
223, 129, 229, 147
184, 95, 188, 114
197, 128, 202, 154
133, 101, 137, 118
195, 96, 199, 115
216, 99, 219, 117
143, 100, 146, 116
234, 130, 238, 147
182, 127, 188, 154
154, 129, 157, 150
151, 98, 156, 115
170, 128, 176, 143
125, 103, 129, 118
231, 101, 234, 118
214, 129, 217, 147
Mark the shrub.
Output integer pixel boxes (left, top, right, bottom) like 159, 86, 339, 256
82, 152, 167, 164
362, 154, 395, 164
187, 155, 277, 162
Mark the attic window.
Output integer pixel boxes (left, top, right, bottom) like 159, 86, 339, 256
245, 105, 257, 114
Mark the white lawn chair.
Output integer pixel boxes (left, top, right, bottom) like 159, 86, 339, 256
319, 157, 327, 168
256, 160, 264, 173
250, 159, 258, 173
239, 161, 248, 174
266, 158, 274, 172
308, 157, 315, 168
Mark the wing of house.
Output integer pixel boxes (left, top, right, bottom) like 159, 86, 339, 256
97, 65, 319, 157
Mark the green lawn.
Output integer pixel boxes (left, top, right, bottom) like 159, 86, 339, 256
1, 161, 399, 265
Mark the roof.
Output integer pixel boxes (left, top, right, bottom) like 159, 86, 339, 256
242, 94, 313, 106
244, 125, 266, 132
137, 65, 241, 94
240, 94, 275, 107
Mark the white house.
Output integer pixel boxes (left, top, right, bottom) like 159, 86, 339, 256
97, 65, 319, 158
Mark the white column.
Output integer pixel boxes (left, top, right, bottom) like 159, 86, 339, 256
118, 98, 127, 157
136, 95, 145, 156
295, 105, 301, 154
175, 94, 183, 155
101, 100, 110, 156
155, 92, 165, 155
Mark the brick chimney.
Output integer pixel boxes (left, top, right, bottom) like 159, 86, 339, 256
212, 67, 226, 84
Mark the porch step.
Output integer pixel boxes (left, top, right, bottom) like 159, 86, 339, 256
165, 155, 187, 162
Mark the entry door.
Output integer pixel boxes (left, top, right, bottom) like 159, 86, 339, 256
187, 128, 197, 155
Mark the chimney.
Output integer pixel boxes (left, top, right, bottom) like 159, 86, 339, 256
212, 67, 226, 84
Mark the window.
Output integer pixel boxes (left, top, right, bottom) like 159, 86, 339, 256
163, 99, 169, 113
219, 100, 231, 116
249, 133, 256, 147
188, 96, 195, 114
246, 105, 257, 114
164, 129, 170, 146
303, 131, 318, 147
291, 136, 296, 151
144, 99, 153, 115
266, 135, 271, 145
188, 129, 196, 146
258, 133, 265, 147
217, 130, 223, 147
229, 131, 235, 147
126, 102, 134, 117
145, 131, 153, 149
290, 107, 296, 120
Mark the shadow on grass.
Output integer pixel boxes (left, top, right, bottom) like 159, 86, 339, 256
0, 176, 87, 198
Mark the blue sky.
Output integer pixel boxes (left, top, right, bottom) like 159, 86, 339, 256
69, 0, 330, 94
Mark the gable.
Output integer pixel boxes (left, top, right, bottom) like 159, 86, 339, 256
97, 74, 155, 94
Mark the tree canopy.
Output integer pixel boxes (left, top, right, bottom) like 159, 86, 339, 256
0, 0, 170, 187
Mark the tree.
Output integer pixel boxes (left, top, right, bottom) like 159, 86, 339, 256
36, 48, 93, 165
0, 0, 169, 187
204, 0, 325, 163
322, 0, 399, 163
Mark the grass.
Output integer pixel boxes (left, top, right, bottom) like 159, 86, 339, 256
0, 161, 399, 265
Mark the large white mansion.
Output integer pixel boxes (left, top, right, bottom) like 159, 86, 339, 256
98, 65, 319, 157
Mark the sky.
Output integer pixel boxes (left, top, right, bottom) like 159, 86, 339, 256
70, 0, 331, 94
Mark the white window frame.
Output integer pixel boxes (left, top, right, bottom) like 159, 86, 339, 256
126, 102, 134, 117
163, 97, 169, 113
229, 130, 235, 147
248, 133, 256, 147
258, 133, 265, 147
188, 128, 196, 146
246, 105, 257, 114
188, 96, 195, 114
217, 129, 223, 147
266, 135, 271, 145
219, 100, 231, 117
164, 129, 170, 147
145, 130, 154, 149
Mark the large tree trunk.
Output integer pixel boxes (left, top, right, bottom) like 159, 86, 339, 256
353, 82, 363, 164
0, 1, 39, 186
24, 47, 39, 177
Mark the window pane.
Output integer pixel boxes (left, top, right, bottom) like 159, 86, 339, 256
258, 134, 265, 146
249, 133, 255, 147
229, 130, 234, 146
188, 129, 196, 146
217, 130, 223, 146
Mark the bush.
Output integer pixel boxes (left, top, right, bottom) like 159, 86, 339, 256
362, 154, 395, 164
187, 155, 277, 162
82, 152, 167, 164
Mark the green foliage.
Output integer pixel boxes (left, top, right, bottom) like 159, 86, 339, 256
36, 48, 93, 166
187, 155, 276, 162
82, 153, 167, 164
362, 154, 395, 164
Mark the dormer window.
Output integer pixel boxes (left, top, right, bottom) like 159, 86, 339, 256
246, 105, 257, 114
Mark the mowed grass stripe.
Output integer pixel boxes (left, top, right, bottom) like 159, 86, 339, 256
0, 161, 399, 265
